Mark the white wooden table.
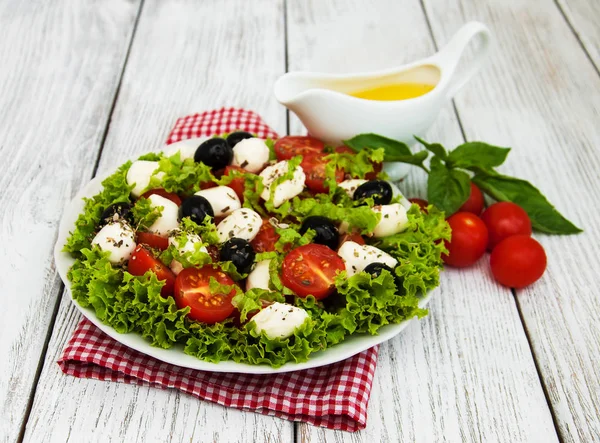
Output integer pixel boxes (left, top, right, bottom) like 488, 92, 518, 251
1, 0, 599, 441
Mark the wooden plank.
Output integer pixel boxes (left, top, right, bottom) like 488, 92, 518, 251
556, 0, 600, 69
421, 0, 600, 441
0, 0, 141, 441
286, 0, 558, 441
22, 0, 291, 442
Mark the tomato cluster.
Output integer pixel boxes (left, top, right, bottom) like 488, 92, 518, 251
413, 183, 547, 289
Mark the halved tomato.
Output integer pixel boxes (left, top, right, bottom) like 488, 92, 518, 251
281, 244, 345, 300
128, 245, 175, 297
250, 219, 280, 253
274, 136, 324, 161
301, 153, 344, 194
141, 188, 182, 206
137, 232, 169, 250
173, 266, 237, 324
223, 165, 249, 202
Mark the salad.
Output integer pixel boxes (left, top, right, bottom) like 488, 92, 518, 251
64, 132, 449, 368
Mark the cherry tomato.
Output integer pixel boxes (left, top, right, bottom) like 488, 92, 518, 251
173, 266, 237, 323
338, 233, 366, 247
199, 181, 218, 190
334, 146, 381, 179
128, 245, 175, 297
223, 165, 249, 202
458, 182, 485, 215
141, 189, 182, 206
274, 136, 324, 160
301, 153, 344, 194
250, 219, 280, 253
490, 235, 546, 288
281, 244, 345, 299
137, 232, 169, 250
481, 202, 532, 250
442, 212, 488, 268
408, 198, 429, 212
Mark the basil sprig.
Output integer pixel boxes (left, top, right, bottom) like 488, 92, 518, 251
343, 133, 582, 235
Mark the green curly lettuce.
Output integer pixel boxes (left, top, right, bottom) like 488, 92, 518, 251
132, 197, 162, 231
148, 152, 214, 195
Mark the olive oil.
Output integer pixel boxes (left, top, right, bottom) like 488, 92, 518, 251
350, 83, 435, 101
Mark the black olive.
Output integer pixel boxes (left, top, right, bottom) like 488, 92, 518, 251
363, 262, 405, 293
99, 202, 134, 226
353, 180, 393, 205
299, 216, 339, 250
220, 238, 256, 274
226, 131, 254, 148
179, 195, 214, 224
194, 137, 233, 170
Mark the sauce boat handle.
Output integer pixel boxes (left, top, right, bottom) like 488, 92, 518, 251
431, 21, 493, 100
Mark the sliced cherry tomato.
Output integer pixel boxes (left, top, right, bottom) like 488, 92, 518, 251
490, 235, 546, 288
338, 233, 366, 248
141, 189, 182, 206
281, 244, 345, 299
199, 181, 218, 190
274, 136, 324, 160
458, 182, 485, 215
223, 165, 248, 202
173, 266, 237, 324
128, 245, 175, 297
408, 198, 429, 212
250, 219, 280, 253
334, 146, 381, 179
481, 202, 532, 250
301, 153, 344, 194
334, 146, 355, 155
137, 232, 169, 250
442, 212, 488, 268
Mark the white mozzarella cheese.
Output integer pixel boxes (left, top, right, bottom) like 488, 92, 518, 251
252, 302, 309, 339
92, 222, 136, 264
246, 259, 272, 291
147, 194, 180, 236
387, 181, 412, 210
168, 232, 207, 275
337, 241, 398, 277
372, 203, 409, 238
338, 179, 367, 198
216, 208, 262, 243
163, 137, 208, 160
126, 161, 164, 198
231, 138, 270, 173
259, 160, 306, 207
195, 186, 241, 217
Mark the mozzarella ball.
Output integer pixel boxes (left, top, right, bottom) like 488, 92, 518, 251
231, 138, 270, 173
126, 161, 164, 198
168, 232, 207, 255
92, 222, 136, 264
259, 160, 306, 207
337, 241, 398, 277
195, 186, 241, 217
216, 208, 262, 243
147, 194, 180, 236
252, 302, 309, 339
163, 137, 208, 160
338, 179, 367, 198
387, 181, 412, 210
372, 203, 409, 238
246, 260, 272, 291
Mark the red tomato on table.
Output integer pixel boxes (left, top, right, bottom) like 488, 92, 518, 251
141, 189, 182, 206
442, 212, 488, 268
481, 202, 532, 250
281, 244, 345, 300
128, 245, 175, 297
458, 182, 485, 215
137, 232, 169, 250
274, 136, 324, 160
173, 266, 237, 324
490, 235, 546, 288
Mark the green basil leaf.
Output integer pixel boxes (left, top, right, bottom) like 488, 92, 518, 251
472, 171, 582, 234
448, 142, 511, 169
414, 136, 447, 160
427, 157, 471, 215
343, 133, 428, 167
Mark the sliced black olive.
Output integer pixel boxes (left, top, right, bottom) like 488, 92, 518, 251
194, 137, 233, 170
299, 216, 339, 250
220, 238, 256, 274
99, 202, 134, 226
353, 180, 393, 205
179, 195, 214, 224
226, 131, 254, 148
363, 262, 405, 293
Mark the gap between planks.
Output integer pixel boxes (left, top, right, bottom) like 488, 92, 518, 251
15, 1, 146, 441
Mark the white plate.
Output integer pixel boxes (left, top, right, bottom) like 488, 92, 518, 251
54, 172, 435, 374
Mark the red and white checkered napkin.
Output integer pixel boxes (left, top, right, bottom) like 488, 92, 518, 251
59, 108, 379, 432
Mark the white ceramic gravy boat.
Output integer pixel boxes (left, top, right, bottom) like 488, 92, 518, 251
274, 22, 492, 179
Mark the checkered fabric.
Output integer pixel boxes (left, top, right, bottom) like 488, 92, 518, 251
59, 108, 379, 432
